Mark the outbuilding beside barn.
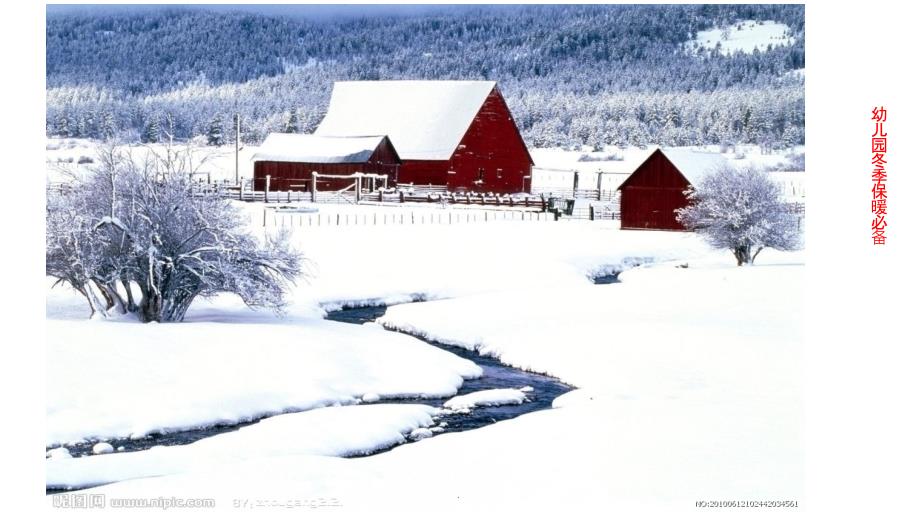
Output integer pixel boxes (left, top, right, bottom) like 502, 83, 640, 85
252, 134, 400, 192
617, 148, 728, 230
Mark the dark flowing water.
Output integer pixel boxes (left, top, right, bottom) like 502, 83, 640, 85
326, 305, 574, 435
591, 272, 621, 284
48, 301, 575, 489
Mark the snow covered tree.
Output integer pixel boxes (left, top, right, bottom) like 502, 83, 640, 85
46, 143, 303, 322
781, 123, 802, 150
141, 115, 160, 143
281, 107, 298, 133
55, 113, 72, 137
676, 164, 800, 266
206, 114, 224, 146
163, 112, 177, 142
100, 111, 117, 140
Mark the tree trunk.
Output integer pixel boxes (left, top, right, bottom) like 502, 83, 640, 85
94, 279, 115, 310
136, 286, 200, 323
139, 292, 162, 323
121, 275, 137, 313
733, 246, 753, 266
81, 282, 111, 318
98, 280, 129, 314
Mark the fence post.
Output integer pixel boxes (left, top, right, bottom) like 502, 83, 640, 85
589, 205, 595, 221
311, 171, 318, 202
354, 173, 362, 204
399, 191, 405, 203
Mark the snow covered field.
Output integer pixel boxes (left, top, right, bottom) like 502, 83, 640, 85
46, 221, 706, 442
47, 195, 803, 510
689, 20, 795, 55
46, 316, 478, 447
46, 138, 261, 184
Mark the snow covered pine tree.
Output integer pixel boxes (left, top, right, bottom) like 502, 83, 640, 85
46, 143, 303, 322
676, 164, 801, 266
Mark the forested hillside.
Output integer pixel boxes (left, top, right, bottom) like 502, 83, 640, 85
46, 4, 804, 149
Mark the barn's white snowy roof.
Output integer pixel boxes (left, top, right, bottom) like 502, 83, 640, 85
314, 80, 497, 161
252, 133, 390, 163
658, 147, 730, 186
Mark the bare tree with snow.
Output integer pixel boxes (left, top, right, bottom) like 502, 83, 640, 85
46, 142, 303, 322
676, 164, 801, 266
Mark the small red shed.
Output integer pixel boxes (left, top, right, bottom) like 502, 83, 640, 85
618, 148, 728, 230
252, 134, 400, 191
314, 81, 534, 193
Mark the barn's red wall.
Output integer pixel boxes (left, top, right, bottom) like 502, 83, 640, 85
397, 160, 450, 186
253, 138, 400, 191
397, 88, 533, 194
619, 149, 692, 230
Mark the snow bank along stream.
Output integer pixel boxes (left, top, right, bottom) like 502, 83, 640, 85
326, 305, 575, 434
47, 301, 578, 492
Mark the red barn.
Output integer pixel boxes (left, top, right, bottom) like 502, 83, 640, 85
313, 80, 534, 193
252, 134, 400, 191
618, 148, 728, 230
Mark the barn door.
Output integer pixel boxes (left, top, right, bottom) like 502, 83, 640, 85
623, 187, 685, 230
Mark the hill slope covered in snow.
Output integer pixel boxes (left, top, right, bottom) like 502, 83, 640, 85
46, 4, 804, 149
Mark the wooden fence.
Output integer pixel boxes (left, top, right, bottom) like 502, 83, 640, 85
48, 178, 805, 227
532, 188, 619, 202
361, 190, 549, 209
395, 183, 449, 195
259, 208, 553, 228
569, 204, 620, 221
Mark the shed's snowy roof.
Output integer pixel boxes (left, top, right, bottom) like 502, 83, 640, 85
314, 80, 497, 161
252, 133, 389, 163
658, 147, 730, 185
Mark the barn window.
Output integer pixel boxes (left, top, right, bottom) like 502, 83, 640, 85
477, 168, 485, 182
496, 168, 503, 179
